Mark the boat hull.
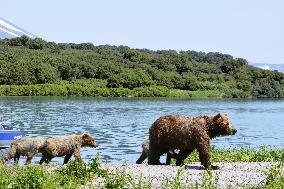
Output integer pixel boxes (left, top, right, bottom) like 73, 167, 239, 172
0, 131, 25, 148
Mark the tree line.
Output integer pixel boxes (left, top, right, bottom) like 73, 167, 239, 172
0, 36, 283, 98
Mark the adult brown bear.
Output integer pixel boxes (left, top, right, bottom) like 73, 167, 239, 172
148, 113, 237, 169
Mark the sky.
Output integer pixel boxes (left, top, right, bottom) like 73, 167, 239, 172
1, 0, 284, 64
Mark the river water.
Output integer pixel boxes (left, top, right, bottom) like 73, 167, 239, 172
0, 97, 283, 163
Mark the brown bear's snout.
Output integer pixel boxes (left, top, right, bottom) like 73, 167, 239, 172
86, 141, 98, 148
232, 129, 237, 135
89, 140, 98, 148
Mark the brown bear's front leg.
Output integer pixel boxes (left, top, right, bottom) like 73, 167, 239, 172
13, 154, 20, 164
74, 148, 84, 163
148, 142, 163, 165
194, 130, 219, 170
39, 157, 45, 164
196, 141, 219, 170
63, 154, 72, 164
4, 147, 16, 162
198, 148, 210, 169
25, 153, 34, 165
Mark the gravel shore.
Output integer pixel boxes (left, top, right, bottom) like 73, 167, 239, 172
92, 162, 274, 188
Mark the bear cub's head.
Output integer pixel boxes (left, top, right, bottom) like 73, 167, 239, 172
81, 133, 98, 148
209, 113, 237, 137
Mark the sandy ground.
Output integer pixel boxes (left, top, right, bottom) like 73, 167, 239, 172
92, 162, 275, 188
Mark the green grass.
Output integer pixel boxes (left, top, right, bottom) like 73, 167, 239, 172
262, 163, 284, 189
183, 146, 284, 163
0, 79, 224, 98
0, 148, 283, 189
187, 90, 223, 98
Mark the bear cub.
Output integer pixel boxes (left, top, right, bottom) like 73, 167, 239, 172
39, 133, 98, 164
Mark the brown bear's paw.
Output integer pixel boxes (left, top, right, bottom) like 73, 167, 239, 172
204, 165, 219, 170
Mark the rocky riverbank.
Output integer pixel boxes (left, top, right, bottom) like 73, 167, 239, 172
92, 162, 274, 188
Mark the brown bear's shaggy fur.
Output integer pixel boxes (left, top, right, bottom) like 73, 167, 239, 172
39, 133, 98, 164
4, 137, 45, 165
136, 139, 180, 165
148, 113, 237, 169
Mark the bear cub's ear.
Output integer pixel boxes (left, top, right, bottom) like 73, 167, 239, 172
82, 132, 90, 138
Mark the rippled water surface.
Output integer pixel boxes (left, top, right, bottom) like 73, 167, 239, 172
0, 97, 283, 163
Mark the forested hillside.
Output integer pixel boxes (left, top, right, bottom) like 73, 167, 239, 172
0, 36, 283, 98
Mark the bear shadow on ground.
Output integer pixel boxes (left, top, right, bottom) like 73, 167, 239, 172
184, 165, 208, 170
183, 164, 220, 170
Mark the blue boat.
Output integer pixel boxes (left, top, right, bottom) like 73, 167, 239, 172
0, 123, 25, 148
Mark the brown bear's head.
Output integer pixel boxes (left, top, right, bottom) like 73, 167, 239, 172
207, 113, 237, 138
142, 139, 150, 154
81, 133, 98, 148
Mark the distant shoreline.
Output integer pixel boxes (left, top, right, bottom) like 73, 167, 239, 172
1, 83, 284, 98
0, 83, 224, 98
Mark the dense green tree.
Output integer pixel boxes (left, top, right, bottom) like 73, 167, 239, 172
107, 69, 153, 89
0, 38, 283, 98
220, 58, 247, 74
70, 43, 96, 50
182, 73, 200, 91
34, 63, 60, 84
181, 50, 233, 64
7, 35, 31, 47
27, 38, 46, 50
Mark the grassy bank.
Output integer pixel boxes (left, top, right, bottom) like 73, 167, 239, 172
0, 148, 283, 188
0, 79, 223, 98
183, 146, 284, 163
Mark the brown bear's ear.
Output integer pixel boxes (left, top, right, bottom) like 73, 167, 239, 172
214, 113, 222, 120
82, 133, 90, 138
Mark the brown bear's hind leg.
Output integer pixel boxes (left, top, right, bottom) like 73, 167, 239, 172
63, 154, 72, 164
40, 154, 53, 164
45, 157, 52, 164
176, 149, 193, 166
166, 150, 178, 165
25, 153, 34, 165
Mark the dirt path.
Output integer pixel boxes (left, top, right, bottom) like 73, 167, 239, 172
92, 162, 274, 188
